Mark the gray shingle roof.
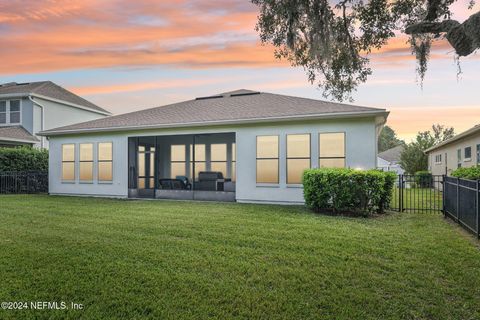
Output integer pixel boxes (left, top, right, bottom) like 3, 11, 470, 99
425, 124, 480, 153
0, 81, 110, 115
0, 126, 39, 143
41, 89, 387, 136
378, 145, 404, 162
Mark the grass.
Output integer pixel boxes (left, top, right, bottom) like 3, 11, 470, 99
390, 187, 443, 213
1, 195, 479, 320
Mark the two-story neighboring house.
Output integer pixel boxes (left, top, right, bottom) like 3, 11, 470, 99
0, 81, 111, 148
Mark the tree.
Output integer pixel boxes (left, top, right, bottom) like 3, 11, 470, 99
378, 125, 404, 152
252, 0, 480, 101
399, 124, 455, 174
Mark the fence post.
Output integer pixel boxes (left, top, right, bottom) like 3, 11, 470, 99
456, 177, 460, 221
442, 175, 446, 216
477, 179, 479, 239
398, 174, 403, 212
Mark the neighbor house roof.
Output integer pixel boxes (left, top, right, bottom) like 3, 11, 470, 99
0, 126, 39, 144
40, 89, 388, 136
378, 145, 404, 162
425, 124, 480, 153
0, 81, 111, 115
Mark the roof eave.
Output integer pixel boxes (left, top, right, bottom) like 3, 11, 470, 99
31, 94, 112, 116
425, 125, 480, 153
0, 136, 39, 144
39, 109, 388, 136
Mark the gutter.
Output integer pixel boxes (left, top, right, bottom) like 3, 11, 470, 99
0, 136, 39, 144
0, 93, 111, 116
28, 95, 46, 148
38, 110, 389, 137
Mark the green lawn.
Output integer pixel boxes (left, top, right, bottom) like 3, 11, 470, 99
1, 195, 479, 320
390, 188, 443, 213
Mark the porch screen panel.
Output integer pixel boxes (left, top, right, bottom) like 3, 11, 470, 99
190, 144, 205, 179
287, 134, 310, 184
211, 143, 227, 177
62, 144, 75, 181
79, 143, 93, 182
171, 145, 186, 177
98, 142, 113, 182
231, 142, 236, 182
256, 135, 279, 183
319, 133, 345, 168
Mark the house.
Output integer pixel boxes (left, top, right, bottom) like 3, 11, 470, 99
425, 124, 480, 176
0, 81, 111, 148
377, 145, 405, 174
40, 89, 389, 204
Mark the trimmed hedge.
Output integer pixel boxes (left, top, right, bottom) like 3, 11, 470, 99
451, 166, 480, 180
303, 168, 396, 216
0, 146, 48, 172
414, 170, 433, 188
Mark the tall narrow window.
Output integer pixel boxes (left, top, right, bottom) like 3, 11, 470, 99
319, 133, 345, 168
9, 100, 20, 124
190, 144, 205, 179
62, 144, 75, 181
477, 144, 480, 164
98, 142, 113, 182
457, 149, 462, 168
171, 145, 186, 177
79, 143, 93, 182
0, 101, 6, 124
287, 134, 310, 184
256, 135, 279, 184
211, 143, 227, 177
465, 146, 472, 160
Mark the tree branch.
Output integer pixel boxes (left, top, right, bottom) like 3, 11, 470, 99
405, 11, 480, 56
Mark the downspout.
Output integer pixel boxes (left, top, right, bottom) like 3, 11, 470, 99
28, 95, 45, 148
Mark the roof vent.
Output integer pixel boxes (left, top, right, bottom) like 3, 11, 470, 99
0, 82, 18, 87
230, 92, 260, 97
195, 95, 224, 100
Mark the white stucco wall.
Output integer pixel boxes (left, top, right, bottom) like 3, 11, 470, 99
33, 97, 107, 148
47, 117, 379, 203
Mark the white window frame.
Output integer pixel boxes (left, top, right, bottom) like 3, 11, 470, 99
434, 154, 442, 165
0, 99, 22, 126
98, 142, 113, 183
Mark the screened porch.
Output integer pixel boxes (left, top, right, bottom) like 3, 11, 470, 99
128, 133, 236, 201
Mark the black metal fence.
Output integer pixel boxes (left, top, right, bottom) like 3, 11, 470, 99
0, 171, 48, 194
390, 174, 444, 213
444, 176, 479, 237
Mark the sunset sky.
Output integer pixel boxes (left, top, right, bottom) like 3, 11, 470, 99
1, 0, 479, 141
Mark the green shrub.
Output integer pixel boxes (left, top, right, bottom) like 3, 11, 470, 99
303, 168, 396, 216
0, 146, 48, 172
414, 170, 432, 188
451, 166, 480, 180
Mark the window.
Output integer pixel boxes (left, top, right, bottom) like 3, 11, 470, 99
171, 145, 186, 177
477, 144, 480, 164
79, 143, 93, 182
457, 149, 462, 168
62, 144, 75, 181
0, 101, 6, 124
286, 134, 310, 184
190, 144, 206, 179
211, 143, 227, 178
9, 100, 20, 124
98, 142, 113, 182
464, 146, 472, 161
319, 133, 345, 168
435, 154, 442, 164
256, 135, 279, 184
